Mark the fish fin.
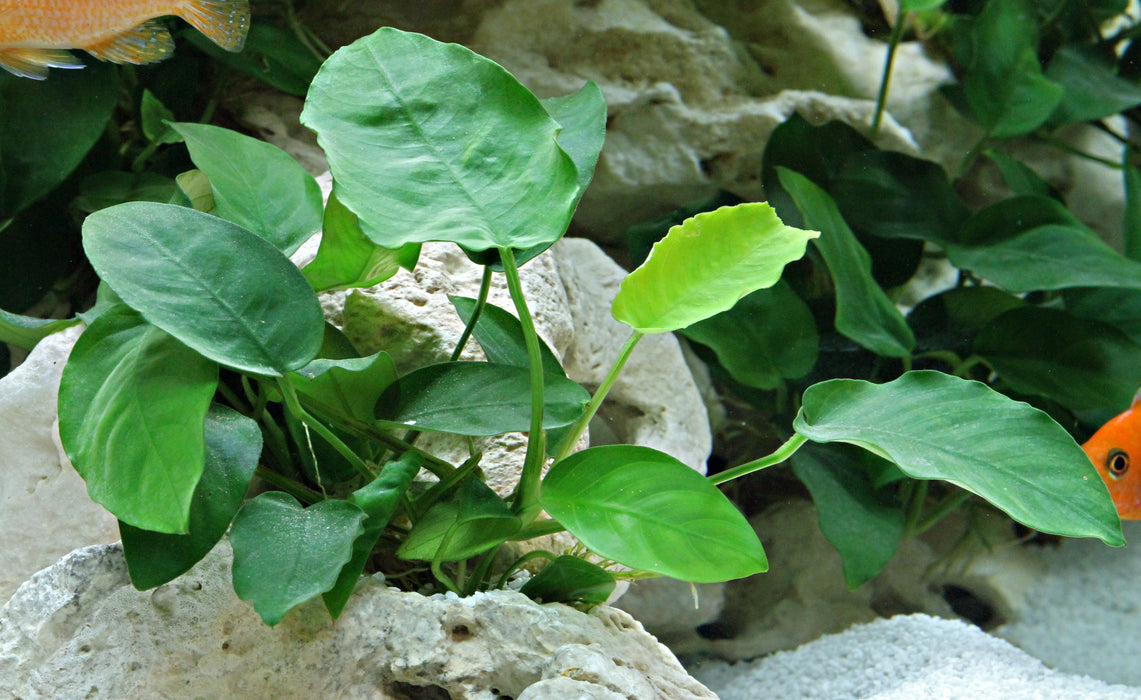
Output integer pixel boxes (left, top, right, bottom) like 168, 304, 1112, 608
83, 20, 175, 65
0, 49, 86, 80
178, 0, 251, 53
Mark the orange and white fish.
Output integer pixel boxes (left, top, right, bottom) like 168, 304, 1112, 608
1082, 391, 1141, 520
0, 0, 249, 80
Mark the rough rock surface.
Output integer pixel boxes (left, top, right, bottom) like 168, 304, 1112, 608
0, 326, 119, 602
689, 614, 1141, 700
0, 542, 715, 699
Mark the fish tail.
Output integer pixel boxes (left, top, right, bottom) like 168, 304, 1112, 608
178, 0, 251, 53
0, 49, 86, 80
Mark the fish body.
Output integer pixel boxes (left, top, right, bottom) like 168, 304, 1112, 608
0, 0, 249, 79
1082, 391, 1141, 520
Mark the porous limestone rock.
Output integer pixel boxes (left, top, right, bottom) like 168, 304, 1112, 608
0, 326, 119, 602
0, 541, 716, 699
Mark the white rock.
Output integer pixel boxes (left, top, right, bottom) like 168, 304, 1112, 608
0, 541, 716, 699
690, 614, 1141, 700
0, 326, 119, 603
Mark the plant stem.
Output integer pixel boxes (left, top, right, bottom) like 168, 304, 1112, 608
871, 10, 909, 140
510, 518, 567, 540
914, 488, 973, 535
707, 432, 808, 486
957, 131, 992, 178
498, 247, 547, 521
552, 330, 645, 463
904, 479, 929, 537
255, 465, 325, 504
277, 377, 374, 480
452, 266, 493, 362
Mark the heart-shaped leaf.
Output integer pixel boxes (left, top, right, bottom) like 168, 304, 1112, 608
541, 445, 768, 582
793, 370, 1124, 545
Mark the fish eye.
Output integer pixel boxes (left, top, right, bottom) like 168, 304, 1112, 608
1107, 449, 1130, 478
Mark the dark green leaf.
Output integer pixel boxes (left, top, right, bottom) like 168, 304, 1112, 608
1064, 287, 1141, 344
1124, 164, 1141, 261
140, 89, 181, 145
1045, 46, 1141, 126
957, 195, 1079, 245
302, 191, 402, 292
73, 171, 180, 214
171, 122, 322, 255
947, 225, 1141, 293
450, 296, 565, 376
681, 281, 817, 389
183, 21, 322, 96
82, 202, 325, 375
778, 168, 915, 357
230, 492, 366, 626
793, 371, 1124, 545
377, 362, 589, 435
0, 63, 117, 216
541, 445, 768, 582
301, 28, 579, 252
520, 555, 616, 606
57, 306, 219, 533
120, 405, 261, 589
974, 306, 1141, 411
0, 309, 79, 350
791, 442, 905, 589
951, 0, 1063, 137
397, 477, 520, 562
983, 150, 1057, 199
324, 453, 422, 617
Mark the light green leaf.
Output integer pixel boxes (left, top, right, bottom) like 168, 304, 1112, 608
82, 202, 325, 375
300, 28, 579, 252
120, 404, 261, 589
302, 191, 402, 292
171, 122, 322, 255
376, 362, 589, 435
0, 308, 79, 350
230, 492, 366, 626
397, 477, 520, 562
57, 306, 218, 534
611, 202, 817, 333
778, 168, 915, 357
793, 371, 1124, 546
541, 445, 768, 582
290, 351, 398, 422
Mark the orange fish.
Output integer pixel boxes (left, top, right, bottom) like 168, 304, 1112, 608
1082, 391, 1141, 520
0, 0, 249, 80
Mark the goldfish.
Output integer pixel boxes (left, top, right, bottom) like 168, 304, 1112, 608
1082, 390, 1141, 520
0, 0, 249, 80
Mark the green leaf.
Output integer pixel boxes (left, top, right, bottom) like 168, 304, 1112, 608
1124, 164, 1141, 262
946, 225, 1141, 293
73, 171, 180, 214
1045, 46, 1141, 126
170, 122, 323, 255
611, 202, 817, 333
958, 195, 1079, 245
0, 63, 118, 216
57, 306, 219, 533
120, 404, 261, 590
949, 0, 1063, 137
140, 90, 182, 145
974, 306, 1141, 411
542, 82, 607, 196
520, 555, 616, 607
300, 28, 579, 252
82, 202, 325, 376
377, 362, 589, 435
450, 296, 565, 376
0, 308, 79, 350
793, 371, 1124, 546
175, 169, 213, 212
984, 150, 1056, 199
230, 492, 366, 626
302, 191, 402, 292
324, 453, 421, 617
541, 445, 768, 582
778, 168, 915, 357
397, 477, 520, 562
184, 20, 322, 96
681, 281, 817, 389
1064, 287, 1141, 345
791, 443, 904, 589
290, 351, 398, 422
900, 0, 947, 9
